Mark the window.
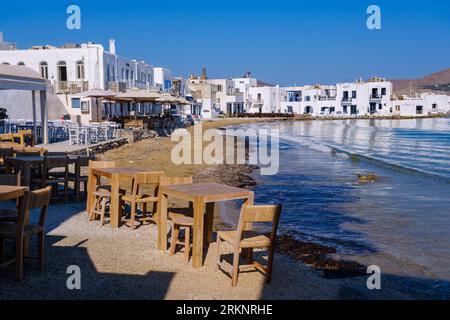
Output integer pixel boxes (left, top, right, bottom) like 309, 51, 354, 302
1, 62, 10, 65
416, 106, 423, 115
432, 103, 437, 109
17, 62, 25, 66
379, 104, 382, 110
57, 61, 67, 81
39, 62, 48, 79
395, 105, 400, 112
352, 91, 357, 99
72, 98, 81, 108
81, 101, 89, 112
381, 88, 386, 96
217, 85, 222, 92
76, 61, 85, 79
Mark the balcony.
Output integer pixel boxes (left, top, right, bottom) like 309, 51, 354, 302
56, 81, 89, 94
341, 97, 354, 104
319, 96, 336, 101
370, 94, 382, 101
108, 81, 127, 93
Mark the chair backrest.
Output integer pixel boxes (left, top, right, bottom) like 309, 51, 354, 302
43, 156, 69, 172
0, 133, 14, 142
77, 155, 95, 168
27, 186, 52, 228
0, 173, 20, 186
237, 205, 282, 243
131, 171, 164, 196
0, 148, 13, 163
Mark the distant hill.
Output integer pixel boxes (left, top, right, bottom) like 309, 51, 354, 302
391, 67, 450, 96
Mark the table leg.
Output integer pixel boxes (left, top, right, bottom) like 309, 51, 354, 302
157, 193, 168, 250
204, 202, 215, 246
109, 174, 120, 228
23, 163, 31, 188
192, 197, 205, 268
86, 170, 97, 215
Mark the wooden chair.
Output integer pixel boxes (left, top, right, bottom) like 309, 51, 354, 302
0, 133, 14, 143
87, 160, 119, 224
216, 204, 282, 287
14, 147, 46, 157
0, 186, 52, 281
32, 156, 69, 202
0, 148, 13, 173
68, 156, 95, 202
0, 174, 21, 223
122, 171, 164, 229
159, 176, 194, 262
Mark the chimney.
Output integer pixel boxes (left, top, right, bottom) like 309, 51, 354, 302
201, 67, 207, 80
109, 39, 116, 55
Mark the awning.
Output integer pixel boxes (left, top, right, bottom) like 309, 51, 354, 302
115, 91, 162, 101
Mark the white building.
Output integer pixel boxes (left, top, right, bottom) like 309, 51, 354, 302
0, 36, 168, 123
154, 67, 172, 93
205, 79, 244, 115
390, 93, 450, 117
247, 85, 284, 114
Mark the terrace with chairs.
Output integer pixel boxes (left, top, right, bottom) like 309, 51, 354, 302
0, 153, 282, 291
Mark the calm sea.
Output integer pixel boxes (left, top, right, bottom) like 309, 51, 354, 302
228, 118, 450, 294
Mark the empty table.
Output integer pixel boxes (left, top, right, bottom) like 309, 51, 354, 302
157, 182, 254, 268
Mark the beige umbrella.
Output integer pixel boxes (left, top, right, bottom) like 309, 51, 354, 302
73, 89, 118, 121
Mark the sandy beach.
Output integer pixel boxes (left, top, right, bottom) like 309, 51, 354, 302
0, 118, 440, 300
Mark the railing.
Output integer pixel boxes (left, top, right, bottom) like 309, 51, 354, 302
370, 94, 382, 100
342, 97, 353, 103
108, 81, 127, 92
319, 96, 336, 101
56, 81, 89, 94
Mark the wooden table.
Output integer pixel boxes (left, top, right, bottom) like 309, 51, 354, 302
6, 155, 78, 186
87, 167, 161, 228
158, 183, 254, 268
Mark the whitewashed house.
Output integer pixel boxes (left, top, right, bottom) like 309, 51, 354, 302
0, 36, 167, 123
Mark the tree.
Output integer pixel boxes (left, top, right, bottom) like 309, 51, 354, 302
0, 108, 8, 126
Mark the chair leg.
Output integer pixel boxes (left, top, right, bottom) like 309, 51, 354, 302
64, 181, 68, 204
100, 197, 107, 225
75, 180, 80, 202
231, 250, 240, 287
215, 236, 222, 271
37, 232, 44, 271
15, 237, 24, 281
266, 246, 274, 283
89, 196, 99, 221
184, 226, 191, 263
169, 223, 179, 256
0, 238, 3, 264
130, 202, 137, 229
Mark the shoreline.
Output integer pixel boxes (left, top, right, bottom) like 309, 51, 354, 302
97, 117, 443, 299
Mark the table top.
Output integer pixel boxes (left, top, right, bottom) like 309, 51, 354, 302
0, 185, 29, 201
6, 155, 79, 163
160, 182, 253, 202
92, 167, 159, 178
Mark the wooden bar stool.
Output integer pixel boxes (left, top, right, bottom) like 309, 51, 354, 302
169, 215, 194, 263
89, 190, 110, 225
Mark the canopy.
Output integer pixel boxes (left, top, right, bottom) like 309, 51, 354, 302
115, 91, 162, 101
0, 64, 46, 91
0, 64, 48, 144
72, 89, 118, 98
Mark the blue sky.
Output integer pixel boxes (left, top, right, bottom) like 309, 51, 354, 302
1, 0, 449, 85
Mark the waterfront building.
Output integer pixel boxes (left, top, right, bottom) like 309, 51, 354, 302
0, 34, 174, 123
